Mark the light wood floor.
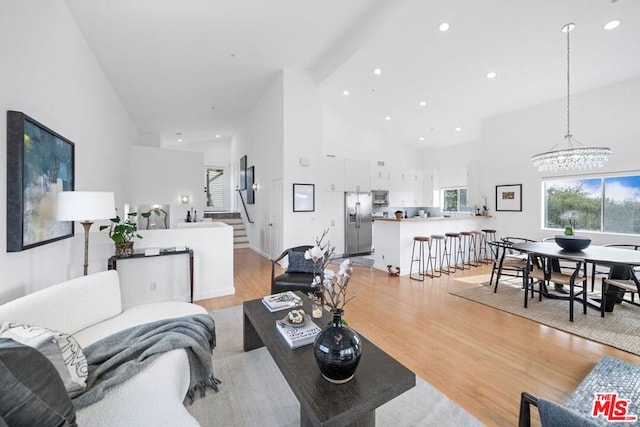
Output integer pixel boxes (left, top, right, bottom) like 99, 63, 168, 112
196, 248, 640, 426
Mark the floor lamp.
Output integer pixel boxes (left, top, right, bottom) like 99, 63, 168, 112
56, 191, 116, 276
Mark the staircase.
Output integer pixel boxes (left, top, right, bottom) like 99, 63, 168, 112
204, 212, 250, 249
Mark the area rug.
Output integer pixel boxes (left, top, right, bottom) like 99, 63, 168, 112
330, 255, 374, 268
450, 276, 640, 356
187, 305, 482, 426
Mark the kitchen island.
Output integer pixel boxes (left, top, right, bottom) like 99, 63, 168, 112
373, 216, 494, 276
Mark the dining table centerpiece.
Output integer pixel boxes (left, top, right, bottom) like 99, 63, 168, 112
305, 230, 362, 384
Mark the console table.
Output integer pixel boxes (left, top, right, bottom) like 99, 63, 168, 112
107, 248, 194, 302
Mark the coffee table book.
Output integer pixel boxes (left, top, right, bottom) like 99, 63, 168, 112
276, 320, 321, 349
261, 291, 301, 312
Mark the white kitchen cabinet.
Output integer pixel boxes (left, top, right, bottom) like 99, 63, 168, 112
320, 156, 345, 192
388, 167, 424, 206
344, 158, 371, 192
371, 163, 390, 191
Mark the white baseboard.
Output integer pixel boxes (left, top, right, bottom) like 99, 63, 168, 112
194, 287, 236, 301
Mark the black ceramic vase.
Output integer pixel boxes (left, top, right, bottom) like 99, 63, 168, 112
313, 309, 362, 384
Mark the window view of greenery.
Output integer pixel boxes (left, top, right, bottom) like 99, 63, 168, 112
604, 176, 640, 234
205, 167, 225, 209
544, 174, 640, 234
443, 188, 470, 213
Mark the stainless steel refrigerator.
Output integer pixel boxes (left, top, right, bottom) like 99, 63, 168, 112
344, 192, 372, 256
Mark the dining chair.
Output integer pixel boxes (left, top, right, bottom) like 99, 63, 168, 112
590, 244, 640, 292
525, 254, 587, 321
600, 265, 640, 317
488, 238, 533, 293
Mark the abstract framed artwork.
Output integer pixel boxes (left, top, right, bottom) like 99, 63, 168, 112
293, 183, 315, 212
495, 184, 522, 212
239, 155, 247, 190
246, 165, 255, 204
6, 111, 75, 251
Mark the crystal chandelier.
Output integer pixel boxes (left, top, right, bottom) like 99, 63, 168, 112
531, 23, 612, 172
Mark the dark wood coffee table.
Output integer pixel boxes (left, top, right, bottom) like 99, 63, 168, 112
243, 293, 416, 427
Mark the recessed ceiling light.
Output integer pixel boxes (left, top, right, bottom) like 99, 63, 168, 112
177, 139, 183, 142
373, 68, 382, 75
455, 127, 462, 132
603, 19, 621, 30
439, 22, 450, 32
419, 136, 425, 141
385, 116, 391, 121
343, 90, 350, 96
419, 101, 427, 107
486, 71, 497, 79
215, 134, 221, 138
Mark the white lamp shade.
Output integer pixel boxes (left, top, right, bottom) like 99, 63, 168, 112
56, 191, 116, 221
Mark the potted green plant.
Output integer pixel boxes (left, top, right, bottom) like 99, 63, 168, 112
100, 210, 155, 257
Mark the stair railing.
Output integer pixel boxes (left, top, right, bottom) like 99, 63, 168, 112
236, 188, 254, 224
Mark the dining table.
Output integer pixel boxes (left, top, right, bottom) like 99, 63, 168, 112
512, 241, 640, 320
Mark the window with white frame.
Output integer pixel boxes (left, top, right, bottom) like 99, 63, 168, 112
205, 166, 226, 210
543, 173, 640, 234
442, 187, 471, 213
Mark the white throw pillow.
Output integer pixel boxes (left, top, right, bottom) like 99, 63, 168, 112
0, 322, 88, 392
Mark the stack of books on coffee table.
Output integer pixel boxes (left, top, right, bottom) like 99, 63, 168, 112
261, 291, 302, 312
276, 318, 321, 349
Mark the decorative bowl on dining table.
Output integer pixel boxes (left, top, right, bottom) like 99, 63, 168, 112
555, 235, 592, 251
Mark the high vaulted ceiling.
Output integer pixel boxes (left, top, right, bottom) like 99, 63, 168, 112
64, 0, 640, 149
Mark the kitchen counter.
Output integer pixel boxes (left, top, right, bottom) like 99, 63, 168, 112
374, 216, 491, 222
373, 215, 494, 276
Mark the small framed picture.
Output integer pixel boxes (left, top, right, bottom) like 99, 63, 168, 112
496, 184, 522, 212
293, 183, 315, 212
246, 166, 255, 204
239, 155, 247, 190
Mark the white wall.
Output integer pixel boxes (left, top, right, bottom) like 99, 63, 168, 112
323, 104, 424, 169
480, 77, 640, 245
0, 0, 136, 301
117, 226, 234, 307
232, 72, 284, 257
281, 70, 329, 249
129, 146, 204, 227
430, 140, 482, 189
173, 139, 232, 212
234, 68, 437, 257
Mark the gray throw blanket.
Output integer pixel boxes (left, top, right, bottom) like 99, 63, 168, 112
70, 314, 220, 410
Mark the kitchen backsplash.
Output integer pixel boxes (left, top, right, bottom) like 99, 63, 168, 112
372, 206, 443, 218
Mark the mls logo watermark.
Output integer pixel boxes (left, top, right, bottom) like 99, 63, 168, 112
591, 393, 638, 423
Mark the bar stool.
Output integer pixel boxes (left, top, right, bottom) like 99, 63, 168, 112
471, 231, 483, 265
445, 232, 463, 273
429, 235, 445, 277
479, 229, 497, 264
410, 236, 431, 281
460, 231, 479, 268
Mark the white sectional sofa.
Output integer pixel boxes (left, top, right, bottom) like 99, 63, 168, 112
0, 270, 208, 426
